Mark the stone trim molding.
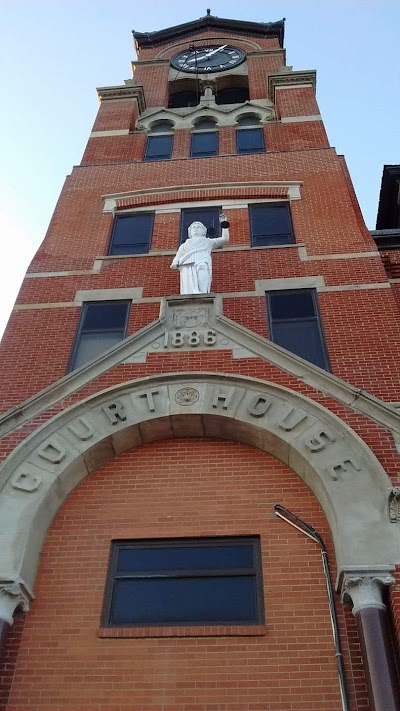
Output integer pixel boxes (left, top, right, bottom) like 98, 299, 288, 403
280, 115, 322, 123
298, 247, 379, 262
110, 196, 295, 215
90, 129, 130, 138
23, 248, 382, 280
255, 276, 325, 294
25, 260, 102, 278
13, 281, 392, 312
0, 371, 399, 593
136, 99, 275, 132
73, 287, 144, 305
268, 70, 317, 102
102, 182, 303, 213
3, 295, 400, 442
0, 578, 34, 624
275, 83, 313, 90
339, 569, 395, 613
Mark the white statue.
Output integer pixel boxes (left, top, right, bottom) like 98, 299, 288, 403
170, 215, 229, 294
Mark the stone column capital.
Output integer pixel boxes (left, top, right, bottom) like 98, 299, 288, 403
338, 568, 394, 615
0, 578, 34, 624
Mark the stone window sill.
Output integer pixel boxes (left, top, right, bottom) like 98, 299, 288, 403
98, 625, 266, 639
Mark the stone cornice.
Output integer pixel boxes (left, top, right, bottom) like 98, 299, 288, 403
96, 84, 146, 112
133, 16, 285, 49
268, 70, 317, 102
0, 295, 400, 446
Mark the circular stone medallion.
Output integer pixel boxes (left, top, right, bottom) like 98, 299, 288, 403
174, 387, 200, 406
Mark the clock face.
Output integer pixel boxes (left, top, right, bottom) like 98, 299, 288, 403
171, 45, 246, 74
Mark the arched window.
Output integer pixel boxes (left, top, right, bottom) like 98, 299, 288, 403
236, 114, 261, 127
145, 120, 174, 161
193, 118, 217, 131
236, 114, 264, 155
191, 118, 218, 158
150, 120, 174, 133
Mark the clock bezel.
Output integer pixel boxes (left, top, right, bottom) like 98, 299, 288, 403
170, 45, 246, 74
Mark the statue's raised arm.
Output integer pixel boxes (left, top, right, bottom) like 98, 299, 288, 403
170, 214, 229, 295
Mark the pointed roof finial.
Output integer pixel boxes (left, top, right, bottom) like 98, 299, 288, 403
206, 8, 211, 15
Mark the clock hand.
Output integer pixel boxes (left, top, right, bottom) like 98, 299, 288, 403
204, 44, 227, 58
186, 45, 228, 63
186, 54, 209, 63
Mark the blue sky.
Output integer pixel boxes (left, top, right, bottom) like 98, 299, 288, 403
0, 0, 399, 337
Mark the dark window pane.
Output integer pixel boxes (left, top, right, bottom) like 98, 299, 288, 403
237, 128, 264, 154
109, 214, 153, 256
111, 576, 258, 625
216, 87, 249, 105
237, 115, 260, 126
82, 302, 129, 331
268, 290, 329, 370
250, 204, 294, 246
69, 301, 129, 372
194, 119, 217, 130
73, 332, 123, 370
191, 131, 218, 157
150, 121, 174, 133
117, 543, 254, 573
145, 135, 173, 161
168, 90, 199, 108
269, 291, 315, 320
251, 205, 291, 236
271, 320, 328, 368
180, 208, 221, 243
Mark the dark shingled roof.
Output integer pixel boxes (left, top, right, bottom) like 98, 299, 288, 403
133, 14, 285, 49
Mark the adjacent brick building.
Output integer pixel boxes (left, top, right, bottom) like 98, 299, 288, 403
0, 13, 400, 711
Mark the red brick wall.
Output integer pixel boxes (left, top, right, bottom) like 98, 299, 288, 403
276, 86, 320, 118
24, 148, 377, 272
82, 121, 330, 167
0, 613, 25, 711
91, 98, 140, 133
247, 54, 283, 98
1, 439, 370, 711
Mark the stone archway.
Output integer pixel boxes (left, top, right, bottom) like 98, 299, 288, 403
0, 372, 399, 593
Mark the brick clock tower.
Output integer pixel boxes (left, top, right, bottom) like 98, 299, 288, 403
1, 14, 400, 711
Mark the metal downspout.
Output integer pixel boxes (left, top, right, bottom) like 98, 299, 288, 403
273, 503, 350, 711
